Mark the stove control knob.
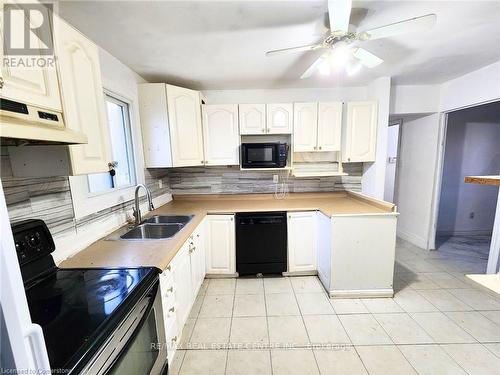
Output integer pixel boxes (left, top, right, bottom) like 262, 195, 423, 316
15, 241, 26, 252
29, 234, 41, 247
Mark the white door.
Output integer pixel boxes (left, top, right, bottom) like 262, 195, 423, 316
166, 84, 204, 167
55, 19, 112, 175
202, 104, 239, 166
293, 102, 318, 152
239, 104, 266, 135
267, 103, 293, 134
0, 8, 62, 111
343, 101, 378, 162
317, 102, 342, 151
205, 215, 235, 274
190, 220, 206, 297
288, 211, 317, 272
172, 245, 192, 327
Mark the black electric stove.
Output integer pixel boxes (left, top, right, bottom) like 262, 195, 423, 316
12, 219, 162, 374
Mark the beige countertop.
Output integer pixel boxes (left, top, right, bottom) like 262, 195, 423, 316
60, 191, 396, 271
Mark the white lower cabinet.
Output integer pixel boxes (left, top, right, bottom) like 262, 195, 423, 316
316, 211, 332, 290
205, 215, 236, 275
160, 219, 207, 362
287, 211, 317, 272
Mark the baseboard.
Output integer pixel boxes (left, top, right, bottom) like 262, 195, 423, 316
397, 229, 428, 249
205, 273, 239, 278
437, 230, 493, 237
282, 270, 318, 277
329, 288, 394, 298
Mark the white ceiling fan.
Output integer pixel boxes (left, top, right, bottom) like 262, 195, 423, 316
265, 0, 437, 78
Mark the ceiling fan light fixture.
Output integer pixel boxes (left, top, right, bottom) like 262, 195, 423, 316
330, 42, 351, 69
346, 60, 362, 76
317, 57, 331, 76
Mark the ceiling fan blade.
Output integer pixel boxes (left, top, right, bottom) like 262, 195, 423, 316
328, 0, 353, 33
265, 43, 324, 57
360, 13, 436, 40
300, 52, 330, 79
353, 48, 383, 68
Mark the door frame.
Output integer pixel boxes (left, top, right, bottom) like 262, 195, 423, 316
387, 119, 403, 206
428, 99, 500, 273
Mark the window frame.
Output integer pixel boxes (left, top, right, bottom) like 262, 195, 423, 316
87, 93, 137, 196
69, 88, 146, 220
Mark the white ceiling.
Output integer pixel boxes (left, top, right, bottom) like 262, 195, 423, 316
58, 1, 500, 90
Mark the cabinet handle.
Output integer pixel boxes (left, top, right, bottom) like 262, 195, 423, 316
189, 246, 196, 253
167, 286, 174, 293
313, 146, 317, 150
0, 77, 4, 89
319, 146, 322, 150
348, 158, 351, 161
166, 265, 171, 271
262, 128, 265, 133
171, 336, 178, 343
169, 306, 175, 313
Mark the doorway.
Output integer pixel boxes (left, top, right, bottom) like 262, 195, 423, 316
384, 120, 401, 203
435, 101, 500, 271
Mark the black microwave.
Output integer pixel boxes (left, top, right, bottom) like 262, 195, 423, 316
241, 143, 288, 168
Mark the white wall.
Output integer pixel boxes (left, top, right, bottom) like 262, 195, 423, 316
202, 87, 368, 103
362, 76, 391, 199
390, 85, 440, 115
440, 61, 500, 112
396, 113, 441, 249
437, 103, 500, 235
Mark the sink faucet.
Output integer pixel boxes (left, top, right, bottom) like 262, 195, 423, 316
133, 184, 154, 225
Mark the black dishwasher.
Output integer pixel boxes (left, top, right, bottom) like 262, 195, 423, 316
236, 212, 287, 275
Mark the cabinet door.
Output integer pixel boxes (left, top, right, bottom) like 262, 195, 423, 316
166, 84, 204, 167
239, 104, 266, 135
172, 245, 192, 327
293, 102, 318, 152
317, 102, 342, 151
343, 101, 378, 162
190, 220, 206, 298
205, 215, 235, 274
202, 104, 239, 166
287, 211, 317, 272
316, 212, 332, 291
0, 8, 62, 111
267, 103, 293, 134
55, 19, 112, 175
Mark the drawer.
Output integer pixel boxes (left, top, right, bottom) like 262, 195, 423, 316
165, 318, 179, 362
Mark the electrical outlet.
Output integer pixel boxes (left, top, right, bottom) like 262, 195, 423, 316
158, 180, 163, 189
469, 212, 474, 219
273, 175, 279, 183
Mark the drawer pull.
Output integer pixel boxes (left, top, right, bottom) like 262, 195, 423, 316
166, 265, 171, 271
166, 286, 174, 294
171, 336, 177, 343
169, 306, 175, 313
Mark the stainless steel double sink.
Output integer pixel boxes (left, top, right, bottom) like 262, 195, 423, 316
109, 215, 194, 240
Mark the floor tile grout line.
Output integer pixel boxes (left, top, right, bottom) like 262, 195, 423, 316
223, 278, 237, 375
290, 277, 323, 375
261, 277, 274, 375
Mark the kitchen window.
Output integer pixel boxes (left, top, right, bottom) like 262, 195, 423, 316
88, 95, 136, 193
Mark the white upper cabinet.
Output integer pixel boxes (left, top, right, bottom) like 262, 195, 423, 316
266, 103, 293, 134
343, 101, 378, 162
55, 19, 112, 175
238, 104, 266, 135
138, 84, 173, 168
287, 211, 317, 272
0, 8, 62, 111
317, 102, 342, 151
293, 102, 318, 152
202, 104, 239, 166
166, 84, 204, 167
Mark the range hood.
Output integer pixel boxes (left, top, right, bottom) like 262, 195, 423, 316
0, 98, 87, 145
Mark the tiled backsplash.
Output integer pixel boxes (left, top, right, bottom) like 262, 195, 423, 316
1, 147, 170, 237
167, 164, 363, 195
2, 144, 362, 239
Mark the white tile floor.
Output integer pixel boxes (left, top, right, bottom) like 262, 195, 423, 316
170, 238, 500, 375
